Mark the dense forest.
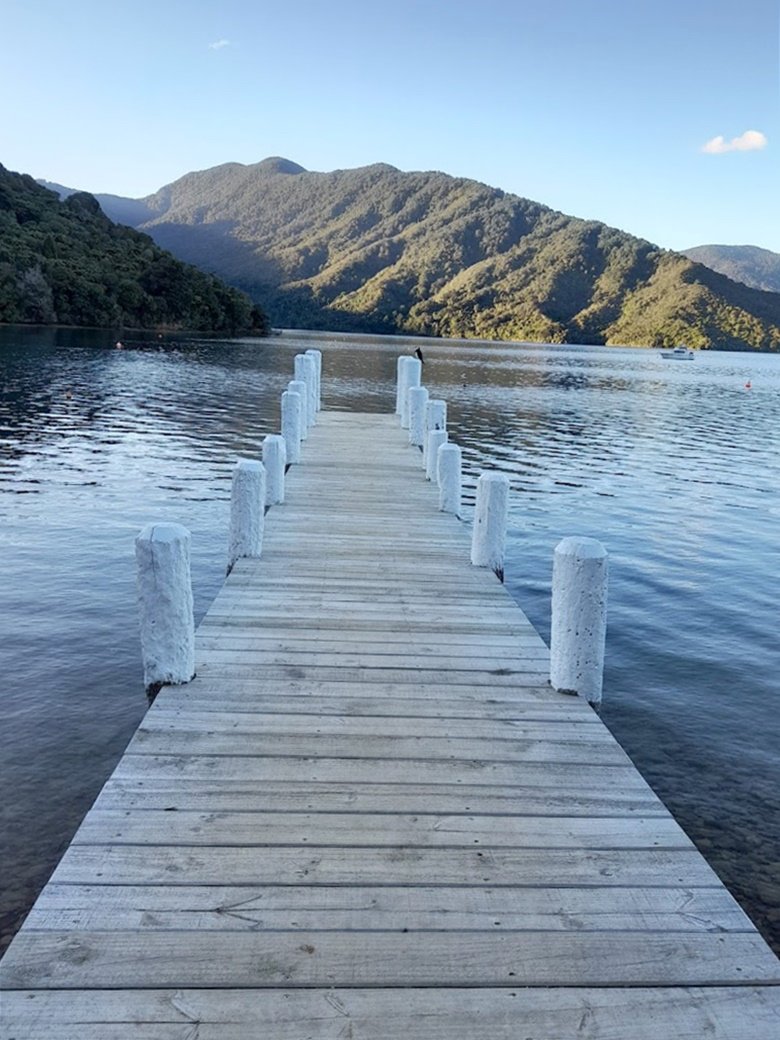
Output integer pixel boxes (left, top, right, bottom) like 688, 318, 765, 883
0, 165, 269, 333
683, 244, 780, 295
79, 157, 780, 351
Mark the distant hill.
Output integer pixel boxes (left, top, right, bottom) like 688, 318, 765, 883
682, 245, 780, 294
42, 159, 780, 351
2, 165, 269, 332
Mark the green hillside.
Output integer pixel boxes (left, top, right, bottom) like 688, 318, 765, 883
88, 158, 780, 351
683, 244, 780, 294
0, 165, 269, 333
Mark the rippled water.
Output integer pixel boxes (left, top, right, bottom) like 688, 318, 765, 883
1, 325, 778, 954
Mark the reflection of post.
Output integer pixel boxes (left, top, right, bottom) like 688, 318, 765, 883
228, 459, 265, 575
423, 399, 447, 470
401, 358, 422, 429
281, 389, 302, 464
470, 472, 509, 581
263, 434, 286, 505
438, 442, 462, 516
426, 429, 448, 480
408, 386, 429, 448
135, 522, 195, 696
288, 379, 308, 439
550, 537, 608, 706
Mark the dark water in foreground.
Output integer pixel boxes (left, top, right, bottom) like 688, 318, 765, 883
1, 326, 778, 955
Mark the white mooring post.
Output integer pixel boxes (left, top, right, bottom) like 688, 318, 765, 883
295, 353, 317, 426
422, 399, 447, 470
288, 379, 308, 440
281, 389, 302, 464
550, 536, 608, 707
437, 442, 462, 516
395, 356, 407, 415
401, 357, 422, 429
305, 348, 322, 411
228, 459, 266, 575
408, 386, 429, 448
135, 522, 195, 694
426, 429, 448, 480
262, 434, 286, 505
470, 471, 509, 580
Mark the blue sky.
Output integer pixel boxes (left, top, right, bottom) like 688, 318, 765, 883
2, 0, 777, 251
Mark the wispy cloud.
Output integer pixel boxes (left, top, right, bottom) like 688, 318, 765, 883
208, 39, 231, 50
701, 129, 767, 154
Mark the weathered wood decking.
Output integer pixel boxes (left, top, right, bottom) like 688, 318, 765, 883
2, 410, 779, 1038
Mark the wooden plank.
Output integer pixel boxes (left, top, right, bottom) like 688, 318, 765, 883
4, 986, 779, 1040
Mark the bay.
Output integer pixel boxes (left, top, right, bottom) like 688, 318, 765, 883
0, 325, 777, 955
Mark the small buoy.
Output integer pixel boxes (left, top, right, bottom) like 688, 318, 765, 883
115, 340, 124, 350
745, 381, 752, 390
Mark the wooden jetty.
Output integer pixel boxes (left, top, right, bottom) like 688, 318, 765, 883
2, 407, 779, 1038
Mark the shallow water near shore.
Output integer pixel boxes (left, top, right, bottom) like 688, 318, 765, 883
1, 325, 778, 955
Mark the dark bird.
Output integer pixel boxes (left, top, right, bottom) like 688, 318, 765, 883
414, 347, 425, 365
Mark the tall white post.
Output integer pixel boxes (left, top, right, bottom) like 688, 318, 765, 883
281, 389, 302, 464
408, 386, 429, 448
263, 434, 286, 505
423, 399, 447, 470
288, 378, 308, 440
135, 522, 195, 694
426, 429, 448, 480
401, 358, 422, 429
305, 348, 322, 411
228, 459, 265, 574
470, 471, 509, 580
295, 353, 317, 427
438, 442, 462, 516
395, 356, 407, 415
550, 537, 608, 706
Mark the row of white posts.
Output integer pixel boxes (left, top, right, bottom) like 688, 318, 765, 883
396, 354, 608, 706
135, 348, 322, 696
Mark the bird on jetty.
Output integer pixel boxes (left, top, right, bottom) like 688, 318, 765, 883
414, 346, 425, 364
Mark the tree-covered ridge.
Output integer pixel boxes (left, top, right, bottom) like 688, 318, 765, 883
683, 244, 780, 295
90, 158, 780, 351
0, 165, 269, 333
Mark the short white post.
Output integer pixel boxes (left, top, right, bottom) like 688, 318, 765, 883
401, 357, 422, 429
395, 356, 407, 415
422, 399, 447, 470
438, 442, 462, 516
281, 389, 302, 464
295, 353, 317, 426
305, 348, 322, 411
550, 537, 608, 707
135, 522, 195, 694
228, 459, 265, 574
470, 471, 509, 580
408, 386, 429, 448
426, 429, 448, 480
288, 378, 308, 440
263, 434, 286, 505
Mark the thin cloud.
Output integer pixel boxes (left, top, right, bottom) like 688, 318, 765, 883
701, 130, 767, 154
208, 39, 231, 50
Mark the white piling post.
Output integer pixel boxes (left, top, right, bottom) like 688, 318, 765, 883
401, 358, 422, 429
408, 386, 429, 448
281, 389, 302, 464
295, 353, 317, 427
288, 378, 308, 440
228, 459, 265, 574
422, 399, 447, 470
305, 348, 322, 411
395, 356, 407, 415
438, 442, 462, 516
550, 537, 608, 706
263, 434, 286, 505
426, 429, 448, 480
135, 522, 195, 694
470, 471, 509, 580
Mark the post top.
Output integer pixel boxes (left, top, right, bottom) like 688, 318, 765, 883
477, 470, 510, 486
409, 385, 429, 397
235, 458, 265, 473
555, 536, 608, 560
136, 522, 191, 545
263, 433, 285, 444
439, 442, 461, 455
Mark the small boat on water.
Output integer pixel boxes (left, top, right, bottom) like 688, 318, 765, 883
660, 345, 695, 360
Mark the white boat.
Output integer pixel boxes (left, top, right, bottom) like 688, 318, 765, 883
660, 345, 695, 360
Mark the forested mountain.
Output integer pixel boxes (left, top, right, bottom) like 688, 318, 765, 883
683, 245, 780, 295
47, 158, 780, 350
1, 165, 269, 333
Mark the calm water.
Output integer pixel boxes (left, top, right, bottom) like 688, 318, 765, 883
1, 326, 778, 955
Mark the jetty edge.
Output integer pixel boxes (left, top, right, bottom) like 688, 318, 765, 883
1, 352, 779, 1038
